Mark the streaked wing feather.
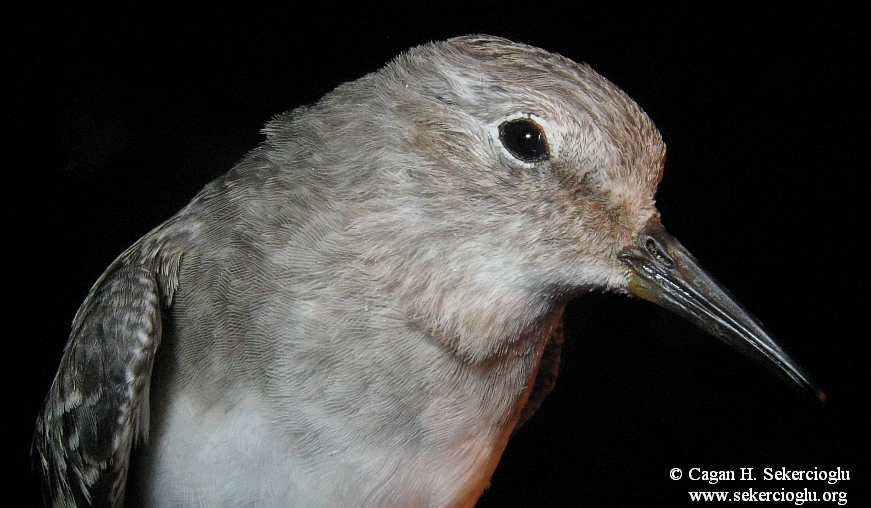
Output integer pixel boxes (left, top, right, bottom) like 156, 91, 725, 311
33, 266, 162, 508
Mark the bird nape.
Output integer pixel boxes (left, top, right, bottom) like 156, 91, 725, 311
33, 35, 822, 508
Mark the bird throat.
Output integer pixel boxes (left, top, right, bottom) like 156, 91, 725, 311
444, 305, 566, 508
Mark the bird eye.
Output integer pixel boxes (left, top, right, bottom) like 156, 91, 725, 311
498, 119, 549, 163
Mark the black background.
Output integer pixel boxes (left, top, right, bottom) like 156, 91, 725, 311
7, 4, 867, 506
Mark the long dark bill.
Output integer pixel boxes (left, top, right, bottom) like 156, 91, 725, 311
619, 217, 824, 401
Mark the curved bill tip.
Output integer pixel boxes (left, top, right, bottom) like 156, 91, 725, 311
619, 217, 823, 400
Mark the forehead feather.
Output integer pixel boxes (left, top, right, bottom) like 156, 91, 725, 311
382, 35, 665, 188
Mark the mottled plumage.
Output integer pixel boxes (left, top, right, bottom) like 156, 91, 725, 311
34, 35, 819, 507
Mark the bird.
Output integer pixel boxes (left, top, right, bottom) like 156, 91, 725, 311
33, 35, 822, 507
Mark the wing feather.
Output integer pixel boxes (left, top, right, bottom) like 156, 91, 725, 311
33, 266, 162, 508
514, 321, 565, 434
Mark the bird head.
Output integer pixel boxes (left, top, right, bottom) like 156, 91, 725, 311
263, 35, 821, 397
380, 35, 665, 292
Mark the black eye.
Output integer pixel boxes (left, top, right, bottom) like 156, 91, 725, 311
498, 118, 549, 163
